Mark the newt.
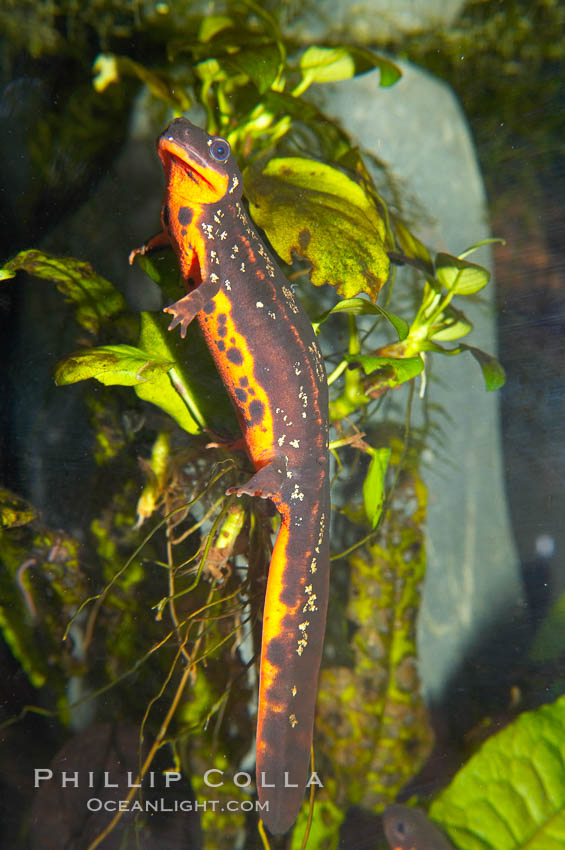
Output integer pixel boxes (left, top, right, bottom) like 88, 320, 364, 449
384, 804, 456, 850
132, 118, 330, 835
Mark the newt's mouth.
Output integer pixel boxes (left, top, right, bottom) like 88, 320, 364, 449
159, 137, 216, 191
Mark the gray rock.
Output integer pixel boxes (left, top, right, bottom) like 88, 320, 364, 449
284, 0, 466, 43
322, 61, 523, 701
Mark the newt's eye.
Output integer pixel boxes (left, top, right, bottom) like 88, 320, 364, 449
210, 138, 231, 162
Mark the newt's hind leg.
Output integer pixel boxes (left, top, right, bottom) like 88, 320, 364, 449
227, 457, 288, 502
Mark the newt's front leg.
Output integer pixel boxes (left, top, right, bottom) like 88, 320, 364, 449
129, 229, 221, 337
164, 279, 221, 338
128, 231, 170, 266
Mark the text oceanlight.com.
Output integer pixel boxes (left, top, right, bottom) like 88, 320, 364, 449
85, 798, 268, 814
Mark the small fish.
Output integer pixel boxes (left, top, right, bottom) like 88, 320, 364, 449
383, 804, 455, 850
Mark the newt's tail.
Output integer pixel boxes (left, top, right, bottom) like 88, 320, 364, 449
255, 497, 330, 835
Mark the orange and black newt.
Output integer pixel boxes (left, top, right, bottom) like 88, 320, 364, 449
384, 804, 456, 850
132, 118, 330, 835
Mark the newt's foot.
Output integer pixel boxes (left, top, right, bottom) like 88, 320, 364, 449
226, 458, 287, 501
164, 280, 221, 338
128, 246, 146, 265
163, 302, 196, 338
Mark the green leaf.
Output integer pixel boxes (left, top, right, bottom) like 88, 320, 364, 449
430, 695, 565, 850
132, 264, 237, 435
431, 306, 473, 341
2, 250, 127, 334
326, 46, 402, 86
93, 53, 191, 110
290, 797, 344, 850
134, 251, 184, 303
54, 317, 210, 434
135, 312, 206, 433
198, 14, 233, 42
195, 57, 226, 85
245, 158, 390, 300
348, 353, 424, 388
530, 591, 565, 663
461, 345, 506, 391
299, 45, 356, 84
54, 345, 173, 387
319, 297, 409, 341
298, 43, 400, 92
435, 252, 490, 295
226, 43, 282, 92
363, 447, 391, 529
393, 217, 434, 274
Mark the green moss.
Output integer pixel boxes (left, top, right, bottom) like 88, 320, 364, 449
315, 461, 433, 813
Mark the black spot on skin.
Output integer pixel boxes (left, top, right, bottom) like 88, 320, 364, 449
226, 347, 243, 365
162, 204, 170, 227
203, 301, 215, 314
217, 325, 227, 338
178, 207, 192, 226
248, 387, 256, 396
235, 388, 247, 403
265, 636, 286, 669
239, 376, 249, 387
216, 340, 225, 351
181, 228, 187, 237
230, 337, 236, 344
248, 399, 265, 423
217, 314, 227, 324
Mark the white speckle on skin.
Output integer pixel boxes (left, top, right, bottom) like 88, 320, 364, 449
256, 301, 264, 309
289, 439, 300, 449
303, 585, 318, 612
296, 621, 310, 655
290, 484, 304, 501
298, 387, 308, 410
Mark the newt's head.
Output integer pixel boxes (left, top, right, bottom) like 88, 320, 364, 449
157, 118, 243, 205
383, 804, 455, 850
